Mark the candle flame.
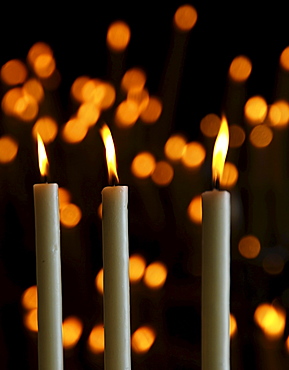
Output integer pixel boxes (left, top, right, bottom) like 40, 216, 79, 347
100, 123, 119, 184
37, 133, 49, 178
212, 115, 229, 187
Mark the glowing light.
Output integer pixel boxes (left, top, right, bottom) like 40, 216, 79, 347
229, 55, 252, 82
262, 253, 284, 275
77, 102, 100, 127
0, 59, 28, 85
238, 235, 261, 259
127, 88, 149, 113
32, 116, 58, 144
70, 76, 91, 103
230, 314, 237, 338
151, 161, 174, 186
95, 268, 104, 294
99, 123, 119, 184
1, 87, 23, 116
62, 316, 83, 349
164, 134, 187, 161
13, 93, 39, 122
131, 152, 156, 179
131, 326, 156, 354
98, 203, 102, 219
212, 116, 229, 185
60, 203, 82, 228
27, 42, 53, 65
173, 4, 197, 31
23, 308, 38, 332
143, 261, 167, 289
187, 195, 202, 224
254, 303, 286, 339
121, 68, 146, 93
181, 141, 206, 168
107, 21, 131, 52
33, 54, 56, 79
115, 100, 139, 128
37, 133, 49, 178
129, 254, 146, 283
21, 285, 37, 311
220, 162, 238, 189
139, 96, 162, 124
229, 125, 246, 148
87, 324, 105, 354
249, 125, 273, 148
200, 113, 221, 138
280, 46, 289, 70
244, 96, 267, 125
62, 118, 88, 144
268, 100, 289, 128
58, 188, 71, 209
0, 135, 18, 163
23, 78, 44, 103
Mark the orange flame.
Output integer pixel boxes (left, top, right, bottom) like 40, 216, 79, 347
37, 133, 49, 178
212, 115, 229, 187
100, 123, 119, 184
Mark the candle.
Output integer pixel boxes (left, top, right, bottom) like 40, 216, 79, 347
100, 123, 131, 370
202, 116, 230, 370
33, 134, 63, 370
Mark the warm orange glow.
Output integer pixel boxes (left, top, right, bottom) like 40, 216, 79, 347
23, 78, 44, 103
127, 88, 150, 114
62, 316, 83, 349
32, 116, 58, 144
229, 55, 252, 82
187, 195, 202, 224
70, 76, 91, 102
100, 123, 119, 184
249, 125, 273, 148
77, 102, 100, 127
286, 336, 289, 352
87, 324, 105, 354
58, 187, 71, 209
200, 113, 221, 138
121, 68, 147, 93
61, 117, 88, 144
230, 313, 237, 338
268, 100, 289, 128
229, 125, 246, 148
254, 303, 286, 339
238, 235, 261, 259
60, 203, 82, 228
220, 162, 238, 189
131, 326, 156, 354
27, 42, 53, 65
107, 21, 131, 52
139, 96, 162, 124
0, 135, 18, 164
151, 161, 174, 186
129, 254, 146, 283
181, 141, 206, 168
244, 96, 267, 125
23, 308, 38, 332
21, 285, 37, 311
164, 134, 187, 161
173, 4, 197, 31
115, 100, 139, 128
13, 93, 39, 122
81, 79, 116, 109
33, 54, 56, 79
143, 261, 167, 289
280, 46, 289, 70
212, 116, 229, 185
131, 152, 156, 179
95, 268, 104, 294
1, 88, 23, 116
98, 203, 102, 219
0, 59, 28, 85
262, 253, 284, 275
37, 133, 49, 178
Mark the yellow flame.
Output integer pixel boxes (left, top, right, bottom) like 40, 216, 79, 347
37, 133, 49, 178
99, 123, 119, 184
212, 115, 229, 186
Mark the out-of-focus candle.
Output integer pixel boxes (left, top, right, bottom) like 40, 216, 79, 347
100, 123, 131, 370
202, 116, 230, 370
33, 134, 63, 370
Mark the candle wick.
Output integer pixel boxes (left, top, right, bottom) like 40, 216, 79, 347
213, 177, 220, 191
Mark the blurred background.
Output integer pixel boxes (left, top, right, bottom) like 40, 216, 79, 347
1, 1, 289, 369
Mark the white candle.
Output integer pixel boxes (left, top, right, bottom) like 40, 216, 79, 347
100, 124, 131, 370
202, 116, 230, 370
34, 134, 63, 370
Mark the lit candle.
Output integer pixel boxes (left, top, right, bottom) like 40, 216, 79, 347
100, 123, 131, 370
33, 134, 63, 370
202, 116, 230, 370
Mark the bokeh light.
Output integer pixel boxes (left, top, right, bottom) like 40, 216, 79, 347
262, 253, 284, 275
77, 102, 100, 127
143, 261, 167, 289
238, 235, 261, 259
87, 324, 105, 354
164, 134, 187, 161
229, 125, 246, 148
173, 4, 198, 31
187, 195, 202, 224
23, 308, 38, 332
229, 55, 252, 82
0, 59, 28, 85
121, 68, 146, 93
58, 187, 71, 209
21, 285, 37, 311
115, 100, 139, 128
32, 116, 58, 144
62, 316, 83, 350
151, 161, 174, 186
60, 203, 82, 228
129, 254, 146, 283
249, 125, 273, 148
254, 303, 286, 339
127, 88, 149, 114
33, 54, 56, 79
131, 152, 156, 179
62, 118, 88, 144
268, 100, 289, 128
0, 135, 18, 163
230, 313, 237, 338
244, 96, 268, 125
181, 141, 206, 168
139, 96, 162, 124
23, 78, 44, 103
70, 76, 91, 103
131, 326, 156, 354
280, 46, 289, 70
200, 113, 221, 138
220, 162, 238, 189
106, 21, 131, 52
95, 268, 104, 294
